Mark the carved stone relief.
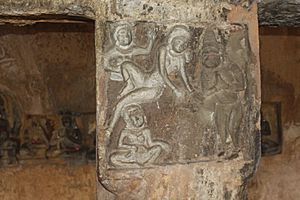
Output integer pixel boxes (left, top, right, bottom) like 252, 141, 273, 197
0, 106, 96, 167
18, 111, 96, 162
104, 21, 254, 169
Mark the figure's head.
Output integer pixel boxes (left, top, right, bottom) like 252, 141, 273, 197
62, 115, 73, 128
122, 104, 146, 128
201, 27, 222, 68
167, 25, 191, 54
0, 96, 6, 119
202, 48, 221, 68
114, 24, 133, 47
171, 36, 189, 53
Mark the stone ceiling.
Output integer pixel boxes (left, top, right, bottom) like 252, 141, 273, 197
258, 0, 300, 27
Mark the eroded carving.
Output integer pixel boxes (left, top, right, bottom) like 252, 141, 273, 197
47, 111, 83, 157
197, 27, 246, 157
104, 23, 155, 81
104, 22, 252, 168
0, 95, 18, 166
109, 104, 169, 168
105, 24, 193, 134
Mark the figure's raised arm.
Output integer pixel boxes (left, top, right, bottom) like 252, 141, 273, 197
132, 30, 155, 56
179, 57, 193, 92
218, 63, 245, 92
117, 130, 135, 150
159, 47, 182, 97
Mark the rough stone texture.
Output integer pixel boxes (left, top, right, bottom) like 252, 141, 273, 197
0, 1, 261, 199
0, 22, 97, 166
249, 125, 300, 200
258, 0, 300, 27
0, 163, 96, 200
0, 22, 95, 114
259, 27, 300, 123
0, 12, 98, 200
248, 27, 300, 200
98, 1, 261, 200
104, 160, 251, 200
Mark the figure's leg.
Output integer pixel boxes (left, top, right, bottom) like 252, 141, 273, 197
228, 103, 243, 149
107, 87, 164, 133
119, 62, 145, 98
110, 151, 140, 168
215, 104, 229, 153
137, 145, 161, 165
152, 141, 170, 153
197, 106, 214, 128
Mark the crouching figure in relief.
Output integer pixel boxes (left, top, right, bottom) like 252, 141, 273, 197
110, 104, 169, 168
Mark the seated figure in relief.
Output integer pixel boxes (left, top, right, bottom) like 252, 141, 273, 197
47, 112, 82, 157
110, 104, 169, 168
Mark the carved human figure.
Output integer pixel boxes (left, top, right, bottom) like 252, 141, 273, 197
0, 96, 9, 143
110, 104, 169, 168
20, 116, 56, 157
106, 25, 193, 133
199, 27, 245, 155
0, 96, 9, 159
47, 112, 82, 157
159, 25, 193, 99
104, 23, 155, 81
0, 96, 18, 164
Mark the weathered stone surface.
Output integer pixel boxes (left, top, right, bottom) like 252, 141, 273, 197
0, 1, 261, 199
249, 125, 300, 200
0, 163, 96, 200
0, 22, 95, 114
248, 27, 300, 200
0, 0, 96, 18
104, 160, 252, 200
98, 1, 261, 199
258, 0, 300, 27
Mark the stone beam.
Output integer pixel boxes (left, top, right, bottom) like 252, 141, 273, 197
258, 0, 300, 26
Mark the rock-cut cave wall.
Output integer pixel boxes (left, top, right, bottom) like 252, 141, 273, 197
0, 21, 97, 200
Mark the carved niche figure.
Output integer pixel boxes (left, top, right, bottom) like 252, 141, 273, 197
198, 27, 246, 156
104, 23, 155, 81
106, 25, 193, 134
47, 112, 82, 157
0, 96, 9, 143
110, 104, 169, 168
20, 115, 55, 158
0, 96, 18, 165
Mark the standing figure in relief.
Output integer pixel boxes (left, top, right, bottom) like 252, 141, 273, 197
110, 104, 169, 168
104, 23, 155, 81
106, 25, 193, 134
199, 27, 245, 155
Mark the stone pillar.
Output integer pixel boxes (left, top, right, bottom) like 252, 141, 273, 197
97, 1, 261, 199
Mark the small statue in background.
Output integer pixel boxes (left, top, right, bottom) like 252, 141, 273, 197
86, 117, 96, 160
20, 115, 52, 158
0, 96, 9, 145
47, 111, 82, 157
0, 96, 18, 165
